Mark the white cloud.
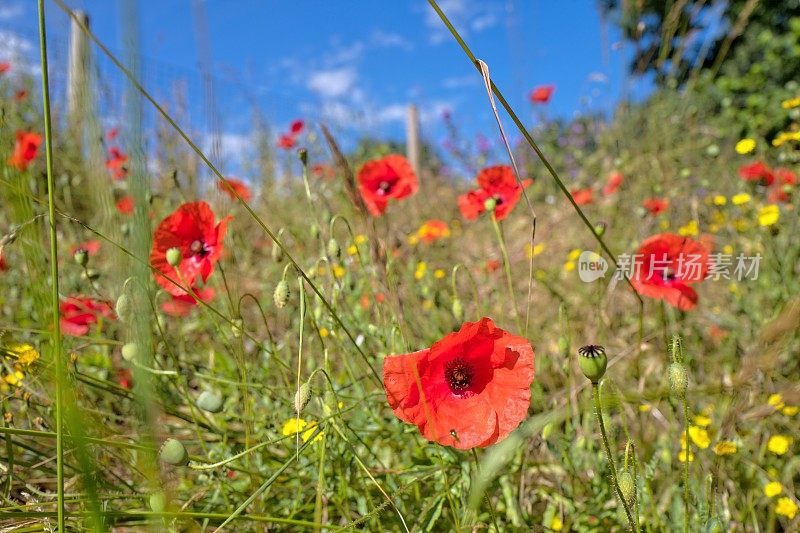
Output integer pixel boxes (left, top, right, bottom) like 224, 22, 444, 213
423, 0, 499, 44
0, 29, 33, 58
370, 30, 413, 50
442, 75, 477, 89
307, 66, 357, 99
0, 3, 23, 21
375, 100, 454, 127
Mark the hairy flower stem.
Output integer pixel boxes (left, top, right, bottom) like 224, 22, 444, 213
592, 383, 637, 532
490, 213, 522, 333
682, 396, 690, 533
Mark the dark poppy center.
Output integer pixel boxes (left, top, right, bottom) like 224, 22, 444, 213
190, 240, 210, 258
661, 267, 677, 282
377, 180, 394, 196
444, 358, 475, 394
493, 193, 504, 205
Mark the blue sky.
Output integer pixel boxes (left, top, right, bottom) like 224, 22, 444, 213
1, 0, 651, 170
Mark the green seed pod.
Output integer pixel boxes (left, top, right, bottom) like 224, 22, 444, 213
149, 491, 167, 513
197, 390, 223, 413
271, 243, 284, 263
309, 224, 320, 239
451, 297, 463, 321
115, 294, 131, 322
668, 362, 688, 399
578, 344, 607, 383
294, 382, 312, 413
73, 248, 89, 267
121, 342, 139, 362
706, 144, 720, 157
327, 238, 341, 259
159, 438, 188, 466
483, 197, 497, 212
166, 247, 182, 268
274, 279, 290, 308
618, 470, 635, 505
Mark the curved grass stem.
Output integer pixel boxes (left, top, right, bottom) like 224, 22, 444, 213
490, 213, 522, 333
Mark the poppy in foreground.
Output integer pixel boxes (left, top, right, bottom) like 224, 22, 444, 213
529, 84, 555, 104
383, 317, 535, 449
356, 154, 418, 216
631, 233, 710, 311
217, 178, 252, 202
150, 201, 231, 296
60, 296, 115, 336
8, 131, 42, 171
458, 165, 532, 221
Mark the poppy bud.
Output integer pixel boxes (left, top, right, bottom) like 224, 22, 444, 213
668, 362, 688, 399
121, 342, 139, 362
73, 248, 89, 267
231, 318, 243, 338
294, 382, 312, 413
271, 243, 284, 263
196, 390, 223, 413
309, 224, 320, 239
618, 470, 635, 505
149, 491, 167, 513
593, 223, 606, 237
484, 197, 497, 212
297, 148, 308, 165
159, 438, 188, 466
451, 297, 463, 321
274, 279, 290, 308
115, 294, 131, 321
327, 238, 341, 259
578, 344, 607, 383
166, 247, 182, 268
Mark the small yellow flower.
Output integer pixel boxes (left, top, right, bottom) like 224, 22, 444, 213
6, 343, 40, 366
678, 449, 695, 462
713, 195, 727, 206
563, 261, 576, 272
722, 245, 734, 255
764, 481, 783, 498
550, 516, 563, 531
767, 435, 792, 455
775, 497, 798, 519
771, 131, 800, 147
434, 269, 446, 279
782, 406, 798, 416
678, 220, 699, 237
4, 369, 24, 386
301, 421, 324, 443
319, 327, 329, 338
769, 394, 785, 409
407, 234, 420, 246
638, 404, 652, 413
735, 138, 756, 155
333, 265, 346, 278
728, 282, 739, 294
526, 243, 545, 258
781, 96, 800, 109
422, 299, 433, 310
734, 218, 750, 232
282, 417, 307, 436
414, 262, 427, 280
693, 415, 712, 427
347, 244, 358, 256
659, 219, 670, 230
758, 204, 780, 227
688, 426, 711, 449
732, 193, 751, 205
354, 234, 367, 245
713, 441, 737, 456
567, 248, 581, 261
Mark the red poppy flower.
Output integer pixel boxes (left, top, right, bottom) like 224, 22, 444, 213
8, 131, 42, 171
529, 85, 555, 104
105, 147, 129, 180
417, 220, 450, 243
0, 62, 10, 74
107, 128, 119, 141
277, 134, 296, 150
14, 89, 27, 102
603, 172, 624, 195
383, 317, 534, 449
0, 251, 6, 272
631, 233, 710, 311
70, 240, 101, 256
738, 161, 774, 186
311, 163, 335, 180
117, 368, 133, 389
217, 178, 252, 202
150, 201, 231, 296
776, 167, 797, 186
59, 296, 115, 336
485, 259, 502, 273
357, 154, 418, 217
571, 188, 593, 206
643, 197, 669, 214
458, 166, 532, 221
289, 119, 305, 135
116, 196, 134, 215
161, 286, 216, 317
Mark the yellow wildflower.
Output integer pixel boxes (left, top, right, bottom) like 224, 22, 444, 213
767, 435, 792, 456
713, 195, 727, 206
414, 262, 427, 280
567, 248, 581, 261
764, 482, 783, 498
678, 449, 695, 462
347, 244, 358, 256
434, 269, 446, 279
693, 415, 712, 427
758, 205, 780, 226
354, 234, 367, 245
6, 343, 40, 366
732, 193, 751, 205
422, 299, 433, 310
319, 327, 329, 338
638, 404, 652, 413
281, 418, 323, 443
713, 441, 737, 456
782, 406, 798, 416
526, 243, 545, 258
775, 497, 798, 519
734, 219, 750, 232
407, 234, 420, 246
659, 219, 670, 230
563, 261, 576, 272
550, 516, 563, 531
769, 394, 785, 409
772, 131, 800, 147
781, 96, 800, 109
688, 426, 711, 449
722, 245, 734, 255
735, 138, 756, 155
678, 220, 699, 237
4, 369, 24, 386
333, 265, 346, 278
